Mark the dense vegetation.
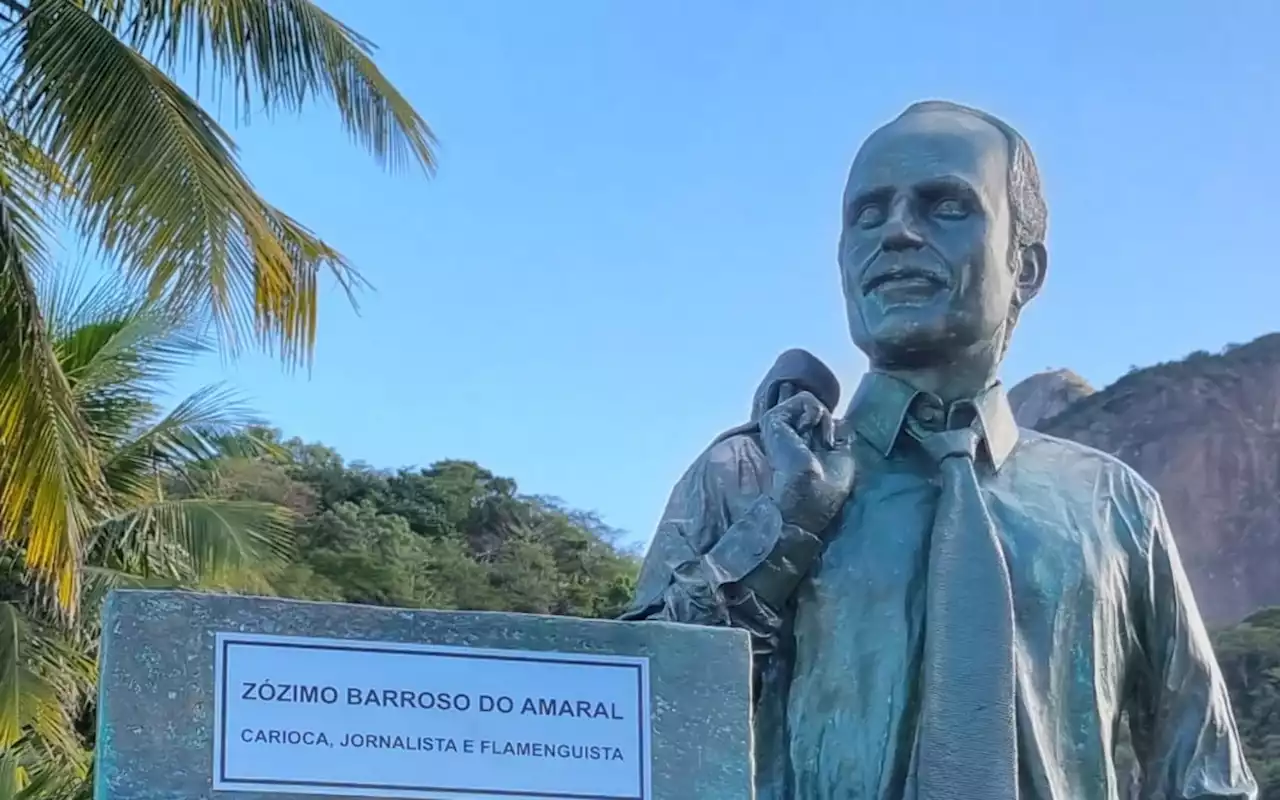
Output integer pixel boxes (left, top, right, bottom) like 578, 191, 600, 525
0, 267, 647, 795
196, 433, 640, 620
4, 368, 642, 797
1215, 608, 1280, 798
0, 280, 638, 796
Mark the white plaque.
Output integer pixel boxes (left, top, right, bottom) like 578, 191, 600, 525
212, 632, 652, 800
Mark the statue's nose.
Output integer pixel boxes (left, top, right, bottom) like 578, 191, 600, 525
882, 202, 925, 251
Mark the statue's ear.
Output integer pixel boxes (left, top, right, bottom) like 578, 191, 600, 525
1013, 242, 1047, 308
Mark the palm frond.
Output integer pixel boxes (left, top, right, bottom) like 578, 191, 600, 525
0, 748, 22, 798
0, 179, 99, 613
199, 427, 287, 462
0, 121, 62, 269
39, 271, 212, 468
255, 202, 367, 361
81, 564, 147, 595
38, 266, 141, 343
53, 305, 207, 402
92, 498, 293, 582
92, 0, 437, 174
0, 602, 93, 785
101, 383, 260, 499
15, 761, 92, 800
3, 0, 354, 365
189, 563, 275, 595
31, 272, 294, 600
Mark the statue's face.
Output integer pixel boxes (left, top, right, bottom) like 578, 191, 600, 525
839, 109, 1020, 367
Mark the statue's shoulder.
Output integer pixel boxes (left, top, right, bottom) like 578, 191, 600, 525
703, 423, 766, 467
1013, 426, 1161, 507
673, 425, 769, 504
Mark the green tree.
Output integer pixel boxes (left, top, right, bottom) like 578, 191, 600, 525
11, 409, 641, 794
0, 0, 434, 609
192, 438, 641, 619
0, 276, 293, 794
1214, 608, 1280, 798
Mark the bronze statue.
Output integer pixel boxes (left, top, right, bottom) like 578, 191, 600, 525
624, 101, 1257, 799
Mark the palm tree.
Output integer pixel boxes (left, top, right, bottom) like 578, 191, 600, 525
0, 273, 295, 794
0, 0, 434, 607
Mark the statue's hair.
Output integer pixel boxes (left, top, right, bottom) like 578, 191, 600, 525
897, 100, 1048, 251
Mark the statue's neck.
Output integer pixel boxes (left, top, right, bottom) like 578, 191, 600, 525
872, 340, 1003, 404
877, 368, 994, 404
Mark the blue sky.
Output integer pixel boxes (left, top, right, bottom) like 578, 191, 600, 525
168, 1, 1280, 545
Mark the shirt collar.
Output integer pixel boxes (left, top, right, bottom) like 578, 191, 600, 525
843, 372, 1019, 471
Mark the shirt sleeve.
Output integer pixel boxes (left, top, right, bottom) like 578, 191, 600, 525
1127, 489, 1258, 800
620, 432, 824, 658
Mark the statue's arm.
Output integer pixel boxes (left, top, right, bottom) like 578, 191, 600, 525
620, 433, 823, 656
1126, 494, 1258, 800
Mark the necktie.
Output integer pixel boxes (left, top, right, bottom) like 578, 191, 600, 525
911, 425, 1019, 800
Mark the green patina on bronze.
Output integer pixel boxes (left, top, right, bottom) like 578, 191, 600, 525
626, 102, 1257, 800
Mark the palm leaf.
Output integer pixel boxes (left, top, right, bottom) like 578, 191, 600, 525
0, 175, 99, 613
0, 601, 93, 791
92, 0, 437, 173
31, 272, 296, 609
3, 0, 357, 365
101, 383, 261, 499
92, 497, 293, 582
42, 272, 219, 490
15, 762, 92, 800
0, 120, 62, 268
255, 203, 366, 361
44, 267, 209, 397
0, 748, 21, 798
53, 306, 206, 414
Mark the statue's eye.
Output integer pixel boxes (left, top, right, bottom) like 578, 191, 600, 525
853, 204, 885, 228
932, 197, 969, 220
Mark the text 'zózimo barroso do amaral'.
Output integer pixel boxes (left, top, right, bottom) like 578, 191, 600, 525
236, 679, 630, 761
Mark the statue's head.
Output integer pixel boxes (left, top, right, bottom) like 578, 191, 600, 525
838, 101, 1048, 375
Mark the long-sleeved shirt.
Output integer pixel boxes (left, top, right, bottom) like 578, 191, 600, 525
623, 371, 1257, 800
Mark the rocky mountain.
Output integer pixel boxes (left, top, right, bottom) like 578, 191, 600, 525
1007, 368, 1096, 427
1011, 334, 1280, 624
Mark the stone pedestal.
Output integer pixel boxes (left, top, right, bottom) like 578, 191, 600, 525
95, 590, 752, 800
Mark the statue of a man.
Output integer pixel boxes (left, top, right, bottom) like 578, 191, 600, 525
624, 101, 1257, 800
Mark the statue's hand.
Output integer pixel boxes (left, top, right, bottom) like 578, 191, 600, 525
760, 390, 854, 535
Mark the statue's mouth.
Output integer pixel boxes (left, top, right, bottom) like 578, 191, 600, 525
862, 268, 949, 295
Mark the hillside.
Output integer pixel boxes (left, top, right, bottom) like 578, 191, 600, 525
1013, 334, 1280, 624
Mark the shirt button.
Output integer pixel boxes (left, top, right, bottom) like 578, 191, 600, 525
918, 404, 942, 425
